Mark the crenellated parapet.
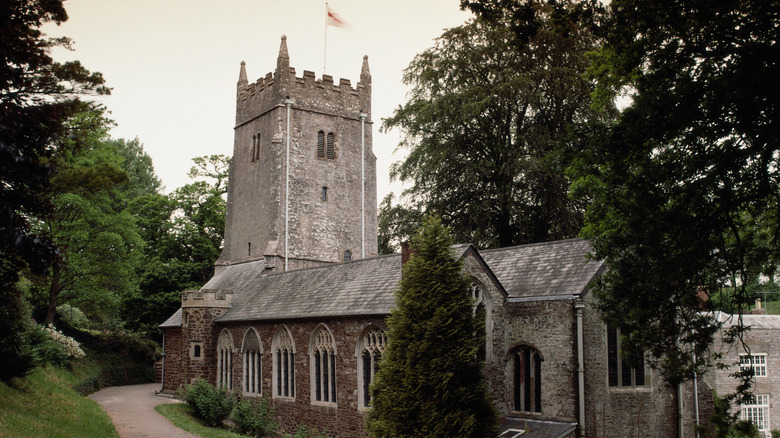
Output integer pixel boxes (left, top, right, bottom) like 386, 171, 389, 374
181, 288, 234, 308
235, 35, 371, 127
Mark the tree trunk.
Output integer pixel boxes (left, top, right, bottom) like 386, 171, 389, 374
44, 262, 62, 325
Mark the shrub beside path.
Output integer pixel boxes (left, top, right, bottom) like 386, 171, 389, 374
89, 383, 199, 438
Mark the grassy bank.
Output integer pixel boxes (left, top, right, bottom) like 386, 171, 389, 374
0, 364, 118, 437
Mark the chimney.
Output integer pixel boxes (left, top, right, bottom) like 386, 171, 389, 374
752, 298, 767, 314
401, 241, 415, 279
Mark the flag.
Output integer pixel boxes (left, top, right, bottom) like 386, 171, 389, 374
326, 5, 347, 27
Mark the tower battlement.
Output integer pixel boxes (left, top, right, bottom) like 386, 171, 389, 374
182, 288, 234, 308
235, 36, 371, 127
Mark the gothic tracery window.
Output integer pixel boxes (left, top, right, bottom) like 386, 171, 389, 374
471, 281, 489, 361
242, 329, 262, 396
217, 330, 234, 390
272, 326, 295, 399
512, 345, 542, 413
358, 326, 386, 408
311, 325, 336, 405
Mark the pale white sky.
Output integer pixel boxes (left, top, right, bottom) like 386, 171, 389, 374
45, 0, 473, 200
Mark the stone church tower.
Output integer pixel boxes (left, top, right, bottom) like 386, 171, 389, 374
217, 36, 377, 273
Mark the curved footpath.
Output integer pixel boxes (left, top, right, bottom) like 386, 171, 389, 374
89, 383, 199, 438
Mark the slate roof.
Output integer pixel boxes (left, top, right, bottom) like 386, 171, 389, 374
480, 238, 602, 299
714, 312, 780, 330
158, 239, 602, 326
499, 417, 577, 438
215, 254, 402, 322
160, 308, 182, 328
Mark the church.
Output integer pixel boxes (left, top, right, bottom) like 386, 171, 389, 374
159, 36, 708, 437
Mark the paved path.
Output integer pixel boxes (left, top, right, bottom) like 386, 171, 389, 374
89, 383, 199, 438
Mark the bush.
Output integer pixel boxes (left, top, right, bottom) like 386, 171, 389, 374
183, 378, 235, 427
232, 397, 277, 437
284, 425, 331, 438
0, 282, 37, 383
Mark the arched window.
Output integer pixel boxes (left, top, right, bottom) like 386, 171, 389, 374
471, 281, 490, 361
217, 330, 234, 389
272, 326, 295, 399
326, 132, 335, 159
310, 325, 336, 405
316, 130, 325, 158
343, 250, 352, 262
512, 346, 542, 413
242, 329, 262, 396
357, 326, 386, 409
253, 132, 261, 162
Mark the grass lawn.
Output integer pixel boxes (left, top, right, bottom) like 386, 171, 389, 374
0, 365, 118, 437
155, 403, 246, 438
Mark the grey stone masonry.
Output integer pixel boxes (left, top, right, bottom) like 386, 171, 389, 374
219, 35, 377, 271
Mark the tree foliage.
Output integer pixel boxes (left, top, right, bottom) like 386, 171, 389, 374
382, 1, 612, 251
367, 216, 498, 438
0, 0, 107, 381
123, 155, 229, 335
568, 0, 780, 384
35, 110, 144, 325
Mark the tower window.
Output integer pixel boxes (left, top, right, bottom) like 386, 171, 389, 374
343, 250, 352, 262
326, 132, 335, 159
251, 133, 260, 162
321, 186, 328, 202
316, 131, 336, 160
317, 131, 325, 158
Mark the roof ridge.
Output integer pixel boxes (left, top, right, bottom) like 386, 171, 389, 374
480, 237, 588, 254
259, 252, 402, 278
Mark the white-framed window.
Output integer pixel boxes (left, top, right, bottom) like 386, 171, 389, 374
357, 326, 386, 409
607, 324, 647, 388
310, 325, 336, 405
242, 329, 262, 396
740, 353, 768, 377
217, 330, 234, 390
272, 326, 295, 400
740, 394, 770, 433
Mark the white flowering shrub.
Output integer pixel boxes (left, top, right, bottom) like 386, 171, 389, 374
44, 324, 86, 360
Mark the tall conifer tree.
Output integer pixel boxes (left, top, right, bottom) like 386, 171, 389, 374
367, 217, 497, 438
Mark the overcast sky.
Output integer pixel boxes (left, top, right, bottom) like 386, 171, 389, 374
44, 0, 472, 201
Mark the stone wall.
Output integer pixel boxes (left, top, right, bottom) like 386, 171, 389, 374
712, 317, 780, 435
161, 328, 184, 392
581, 293, 697, 437
216, 316, 386, 437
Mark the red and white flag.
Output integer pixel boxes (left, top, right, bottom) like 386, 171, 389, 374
326, 5, 347, 28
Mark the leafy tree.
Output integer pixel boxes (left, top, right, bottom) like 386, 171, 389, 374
383, 1, 612, 250
123, 155, 229, 335
568, 0, 780, 384
377, 194, 424, 254
1, 0, 107, 380
109, 137, 162, 199
367, 216, 498, 438
34, 110, 143, 324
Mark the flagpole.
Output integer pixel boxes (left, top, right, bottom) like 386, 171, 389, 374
323, 2, 328, 74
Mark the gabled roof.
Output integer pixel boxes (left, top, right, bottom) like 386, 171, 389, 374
216, 254, 402, 322
480, 238, 602, 299
158, 239, 602, 326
